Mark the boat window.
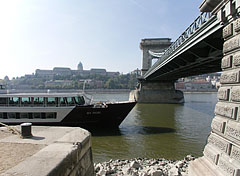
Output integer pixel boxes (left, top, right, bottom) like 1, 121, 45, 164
46, 112, 56, 119
21, 97, 32, 106
3, 113, 7, 119
9, 97, 19, 106
8, 113, 16, 119
75, 96, 85, 105
66, 97, 75, 106
33, 113, 41, 118
46, 97, 56, 106
59, 97, 67, 106
0, 98, 7, 106
20, 113, 29, 119
33, 97, 44, 106
0, 113, 3, 118
41, 113, 46, 119
28, 113, 33, 119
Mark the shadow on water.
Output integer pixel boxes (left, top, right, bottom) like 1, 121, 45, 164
89, 125, 175, 137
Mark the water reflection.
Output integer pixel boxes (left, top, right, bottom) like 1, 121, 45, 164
91, 93, 217, 163
90, 126, 175, 137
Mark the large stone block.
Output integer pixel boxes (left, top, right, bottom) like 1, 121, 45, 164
203, 144, 220, 165
233, 53, 240, 66
231, 86, 240, 102
222, 55, 233, 69
211, 116, 226, 134
223, 23, 233, 39
225, 121, 240, 142
223, 35, 240, 53
69, 148, 93, 176
220, 70, 240, 84
208, 133, 229, 154
189, 157, 225, 176
79, 149, 93, 175
218, 156, 240, 176
230, 145, 240, 162
218, 87, 230, 101
215, 102, 236, 119
234, 18, 240, 32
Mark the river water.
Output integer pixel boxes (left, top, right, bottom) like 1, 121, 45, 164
89, 92, 217, 163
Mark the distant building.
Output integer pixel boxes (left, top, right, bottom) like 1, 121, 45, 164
35, 69, 54, 78
45, 80, 73, 87
90, 69, 107, 75
175, 82, 185, 89
35, 62, 119, 78
185, 80, 212, 90
107, 71, 120, 76
24, 74, 35, 79
131, 68, 141, 76
77, 62, 83, 71
53, 67, 72, 76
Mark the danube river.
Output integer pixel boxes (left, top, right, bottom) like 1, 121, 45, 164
90, 92, 217, 163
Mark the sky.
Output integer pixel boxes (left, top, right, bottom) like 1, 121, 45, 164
0, 0, 203, 79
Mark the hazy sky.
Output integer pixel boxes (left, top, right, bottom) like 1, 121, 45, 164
0, 0, 203, 79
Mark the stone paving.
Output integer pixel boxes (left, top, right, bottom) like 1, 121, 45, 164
0, 126, 94, 176
0, 127, 45, 174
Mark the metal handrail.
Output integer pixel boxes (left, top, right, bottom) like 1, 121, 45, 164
149, 12, 212, 61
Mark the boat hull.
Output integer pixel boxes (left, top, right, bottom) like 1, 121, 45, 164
0, 101, 136, 128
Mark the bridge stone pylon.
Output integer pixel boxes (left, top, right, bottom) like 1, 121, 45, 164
129, 38, 184, 104
189, 0, 240, 175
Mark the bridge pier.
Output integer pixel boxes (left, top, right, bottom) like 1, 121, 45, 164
131, 38, 185, 104
189, 1, 240, 175
129, 81, 184, 104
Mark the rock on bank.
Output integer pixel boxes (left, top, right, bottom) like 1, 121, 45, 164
94, 155, 195, 176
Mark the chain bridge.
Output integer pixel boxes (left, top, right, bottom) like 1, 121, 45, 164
144, 12, 223, 81
130, 5, 225, 104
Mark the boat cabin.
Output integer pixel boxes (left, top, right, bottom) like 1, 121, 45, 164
0, 93, 87, 107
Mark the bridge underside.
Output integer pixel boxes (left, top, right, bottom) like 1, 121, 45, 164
146, 28, 223, 81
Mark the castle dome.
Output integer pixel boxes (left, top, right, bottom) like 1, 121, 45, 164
77, 62, 83, 71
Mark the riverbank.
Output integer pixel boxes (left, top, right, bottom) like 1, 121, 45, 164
0, 88, 131, 94
0, 88, 218, 94
181, 89, 217, 93
94, 155, 196, 176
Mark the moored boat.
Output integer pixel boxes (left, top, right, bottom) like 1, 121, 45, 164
0, 92, 136, 128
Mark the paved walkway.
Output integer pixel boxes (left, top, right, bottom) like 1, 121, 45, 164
0, 126, 93, 176
0, 127, 45, 174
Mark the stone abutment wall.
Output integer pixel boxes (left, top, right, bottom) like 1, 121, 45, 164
190, 1, 240, 175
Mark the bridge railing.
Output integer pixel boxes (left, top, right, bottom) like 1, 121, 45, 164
147, 12, 213, 72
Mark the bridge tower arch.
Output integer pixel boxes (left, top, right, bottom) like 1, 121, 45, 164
140, 38, 172, 75
130, 38, 184, 104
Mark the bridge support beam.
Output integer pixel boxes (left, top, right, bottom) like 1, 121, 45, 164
189, 1, 240, 176
129, 81, 184, 104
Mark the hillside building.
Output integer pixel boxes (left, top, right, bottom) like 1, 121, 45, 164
35, 62, 119, 78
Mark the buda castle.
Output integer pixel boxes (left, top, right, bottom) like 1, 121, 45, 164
35, 62, 119, 78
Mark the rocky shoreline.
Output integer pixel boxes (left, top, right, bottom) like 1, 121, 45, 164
94, 155, 196, 176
